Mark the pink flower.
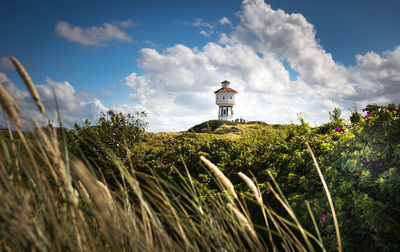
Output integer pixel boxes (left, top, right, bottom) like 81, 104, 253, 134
320, 214, 326, 221
342, 131, 347, 134
364, 114, 370, 118
335, 127, 341, 132
163, 160, 168, 164
137, 163, 142, 167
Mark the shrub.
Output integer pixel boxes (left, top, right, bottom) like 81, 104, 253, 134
67, 111, 147, 187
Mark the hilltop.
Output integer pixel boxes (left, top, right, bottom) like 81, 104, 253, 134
140, 120, 291, 150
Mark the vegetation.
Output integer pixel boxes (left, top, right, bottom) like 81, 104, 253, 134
1, 57, 399, 251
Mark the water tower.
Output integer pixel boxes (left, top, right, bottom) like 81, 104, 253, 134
214, 80, 238, 121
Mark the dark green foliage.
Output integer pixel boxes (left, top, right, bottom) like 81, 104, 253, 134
320, 103, 400, 251
67, 111, 147, 186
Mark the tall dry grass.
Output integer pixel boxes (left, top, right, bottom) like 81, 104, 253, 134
0, 57, 339, 251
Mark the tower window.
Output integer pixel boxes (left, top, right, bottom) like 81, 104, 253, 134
223, 96, 225, 99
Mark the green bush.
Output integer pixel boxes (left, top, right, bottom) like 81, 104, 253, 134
67, 111, 147, 187
319, 104, 400, 251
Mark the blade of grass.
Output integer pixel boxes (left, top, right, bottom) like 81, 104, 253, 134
306, 142, 342, 252
267, 171, 315, 252
306, 200, 326, 252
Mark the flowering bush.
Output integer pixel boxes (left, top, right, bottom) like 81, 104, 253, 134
318, 104, 400, 250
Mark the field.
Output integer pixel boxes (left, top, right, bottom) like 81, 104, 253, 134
1, 58, 400, 251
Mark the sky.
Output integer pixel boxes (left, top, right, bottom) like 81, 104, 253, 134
1, 0, 400, 131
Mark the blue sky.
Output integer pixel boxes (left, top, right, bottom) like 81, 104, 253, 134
1, 0, 400, 131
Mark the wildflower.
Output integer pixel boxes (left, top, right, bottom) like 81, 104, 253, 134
320, 214, 326, 221
364, 114, 370, 118
137, 163, 142, 167
392, 109, 396, 112
335, 127, 341, 132
163, 160, 168, 164
342, 131, 347, 134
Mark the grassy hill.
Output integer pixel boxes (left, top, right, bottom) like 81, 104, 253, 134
141, 120, 289, 150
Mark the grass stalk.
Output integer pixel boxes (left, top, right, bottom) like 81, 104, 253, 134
306, 200, 326, 252
9, 57, 45, 115
200, 155, 238, 200
267, 171, 315, 252
306, 142, 342, 252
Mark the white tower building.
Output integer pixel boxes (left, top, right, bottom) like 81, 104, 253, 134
214, 80, 238, 121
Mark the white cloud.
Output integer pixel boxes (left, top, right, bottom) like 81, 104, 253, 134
219, 17, 231, 25
122, 0, 400, 132
182, 18, 217, 39
0, 73, 107, 128
119, 19, 136, 28
191, 18, 214, 29
182, 18, 214, 29
0, 56, 14, 72
352, 46, 400, 102
200, 30, 211, 37
55, 21, 132, 46
143, 40, 158, 48
229, 0, 347, 89
222, 0, 400, 109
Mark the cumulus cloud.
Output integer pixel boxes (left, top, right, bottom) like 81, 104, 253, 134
352, 46, 400, 102
225, 0, 347, 90
0, 56, 14, 72
0, 73, 107, 128
55, 21, 133, 46
226, 0, 400, 106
